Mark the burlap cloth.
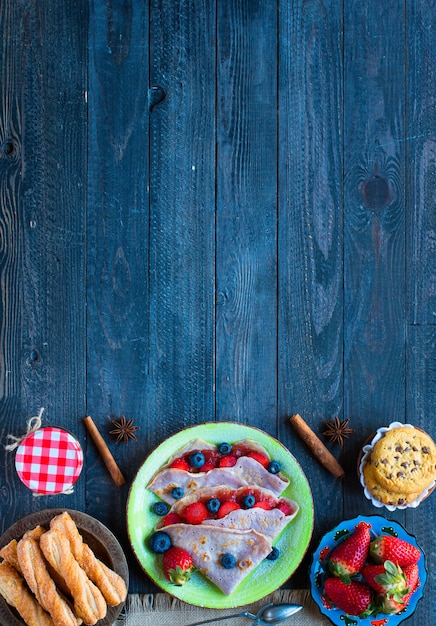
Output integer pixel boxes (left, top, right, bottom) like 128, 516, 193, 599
113, 589, 330, 625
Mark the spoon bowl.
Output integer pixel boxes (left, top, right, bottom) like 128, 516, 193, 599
184, 601, 303, 626
254, 602, 303, 624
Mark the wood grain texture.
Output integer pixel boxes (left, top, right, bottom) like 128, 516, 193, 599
0, 0, 87, 522
216, 0, 277, 433
86, 0, 150, 566
147, 0, 216, 446
277, 0, 344, 544
405, 326, 436, 625
343, 0, 406, 511
406, 2, 436, 325
0, 2, 434, 620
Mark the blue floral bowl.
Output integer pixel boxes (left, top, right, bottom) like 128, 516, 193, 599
310, 515, 426, 626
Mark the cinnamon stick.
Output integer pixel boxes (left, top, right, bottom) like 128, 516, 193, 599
289, 413, 345, 478
83, 416, 126, 486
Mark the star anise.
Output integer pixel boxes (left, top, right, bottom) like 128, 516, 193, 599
322, 416, 354, 447
109, 415, 139, 444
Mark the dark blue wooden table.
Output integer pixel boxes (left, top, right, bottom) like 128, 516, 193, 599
0, 1, 434, 624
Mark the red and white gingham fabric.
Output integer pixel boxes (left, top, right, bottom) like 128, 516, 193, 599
15, 427, 83, 494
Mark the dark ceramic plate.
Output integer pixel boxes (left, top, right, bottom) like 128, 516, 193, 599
310, 515, 426, 626
0, 508, 129, 626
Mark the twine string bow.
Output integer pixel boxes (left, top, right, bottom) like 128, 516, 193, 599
5, 407, 45, 451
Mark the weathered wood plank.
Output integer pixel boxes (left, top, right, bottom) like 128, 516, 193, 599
216, 0, 278, 433
86, 0, 150, 581
0, 0, 87, 526
343, 1, 406, 514
146, 0, 216, 451
405, 326, 436, 625
406, 2, 436, 325
277, 0, 344, 552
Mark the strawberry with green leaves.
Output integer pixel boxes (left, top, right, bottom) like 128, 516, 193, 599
328, 522, 371, 582
163, 546, 194, 586
324, 578, 373, 617
369, 535, 421, 567
377, 563, 419, 614
362, 560, 408, 596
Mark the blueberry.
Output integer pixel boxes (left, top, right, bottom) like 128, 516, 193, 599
206, 498, 221, 513
218, 442, 232, 455
189, 452, 205, 468
268, 461, 281, 474
152, 501, 170, 516
148, 531, 171, 553
221, 553, 236, 569
243, 494, 256, 508
172, 486, 184, 499
266, 546, 280, 561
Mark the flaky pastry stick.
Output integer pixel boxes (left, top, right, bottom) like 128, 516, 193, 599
40, 528, 107, 625
16, 536, 80, 626
0, 526, 46, 575
23, 525, 46, 540
0, 560, 54, 626
51, 512, 127, 606
0, 538, 22, 573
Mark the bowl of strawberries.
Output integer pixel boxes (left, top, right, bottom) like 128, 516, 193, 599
310, 515, 426, 625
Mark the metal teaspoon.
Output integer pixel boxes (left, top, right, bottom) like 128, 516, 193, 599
184, 602, 303, 626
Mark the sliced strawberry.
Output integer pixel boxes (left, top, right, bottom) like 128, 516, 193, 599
369, 535, 421, 567
324, 578, 373, 617
170, 458, 190, 471
254, 500, 273, 510
246, 451, 269, 468
163, 546, 193, 585
183, 502, 208, 524
218, 455, 237, 468
328, 522, 371, 582
161, 512, 182, 527
217, 500, 241, 518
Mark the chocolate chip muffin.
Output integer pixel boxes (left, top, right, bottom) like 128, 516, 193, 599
371, 426, 436, 494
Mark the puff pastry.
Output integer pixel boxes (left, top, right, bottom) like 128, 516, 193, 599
16, 535, 80, 626
40, 528, 107, 625
0, 538, 22, 573
51, 512, 127, 606
0, 561, 54, 626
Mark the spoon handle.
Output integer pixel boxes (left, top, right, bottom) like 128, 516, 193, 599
184, 611, 256, 626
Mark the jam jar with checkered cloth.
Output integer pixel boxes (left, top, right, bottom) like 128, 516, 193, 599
15, 427, 83, 494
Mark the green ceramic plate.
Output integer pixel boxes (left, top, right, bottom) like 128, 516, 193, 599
126, 422, 314, 608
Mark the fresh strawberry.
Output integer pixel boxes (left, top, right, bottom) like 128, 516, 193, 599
246, 451, 269, 468
402, 563, 419, 593
162, 546, 193, 585
324, 578, 373, 617
328, 522, 371, 582
376, 563, 419, 615
183, 502, 208, 524
369, 535, 421, 567
254, 500, 273, 510
218, 455, 237, 468
217, 500, 241, 518
170, 458, 190, 471
161, 512, 182, 527
361, 560, 408, 595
